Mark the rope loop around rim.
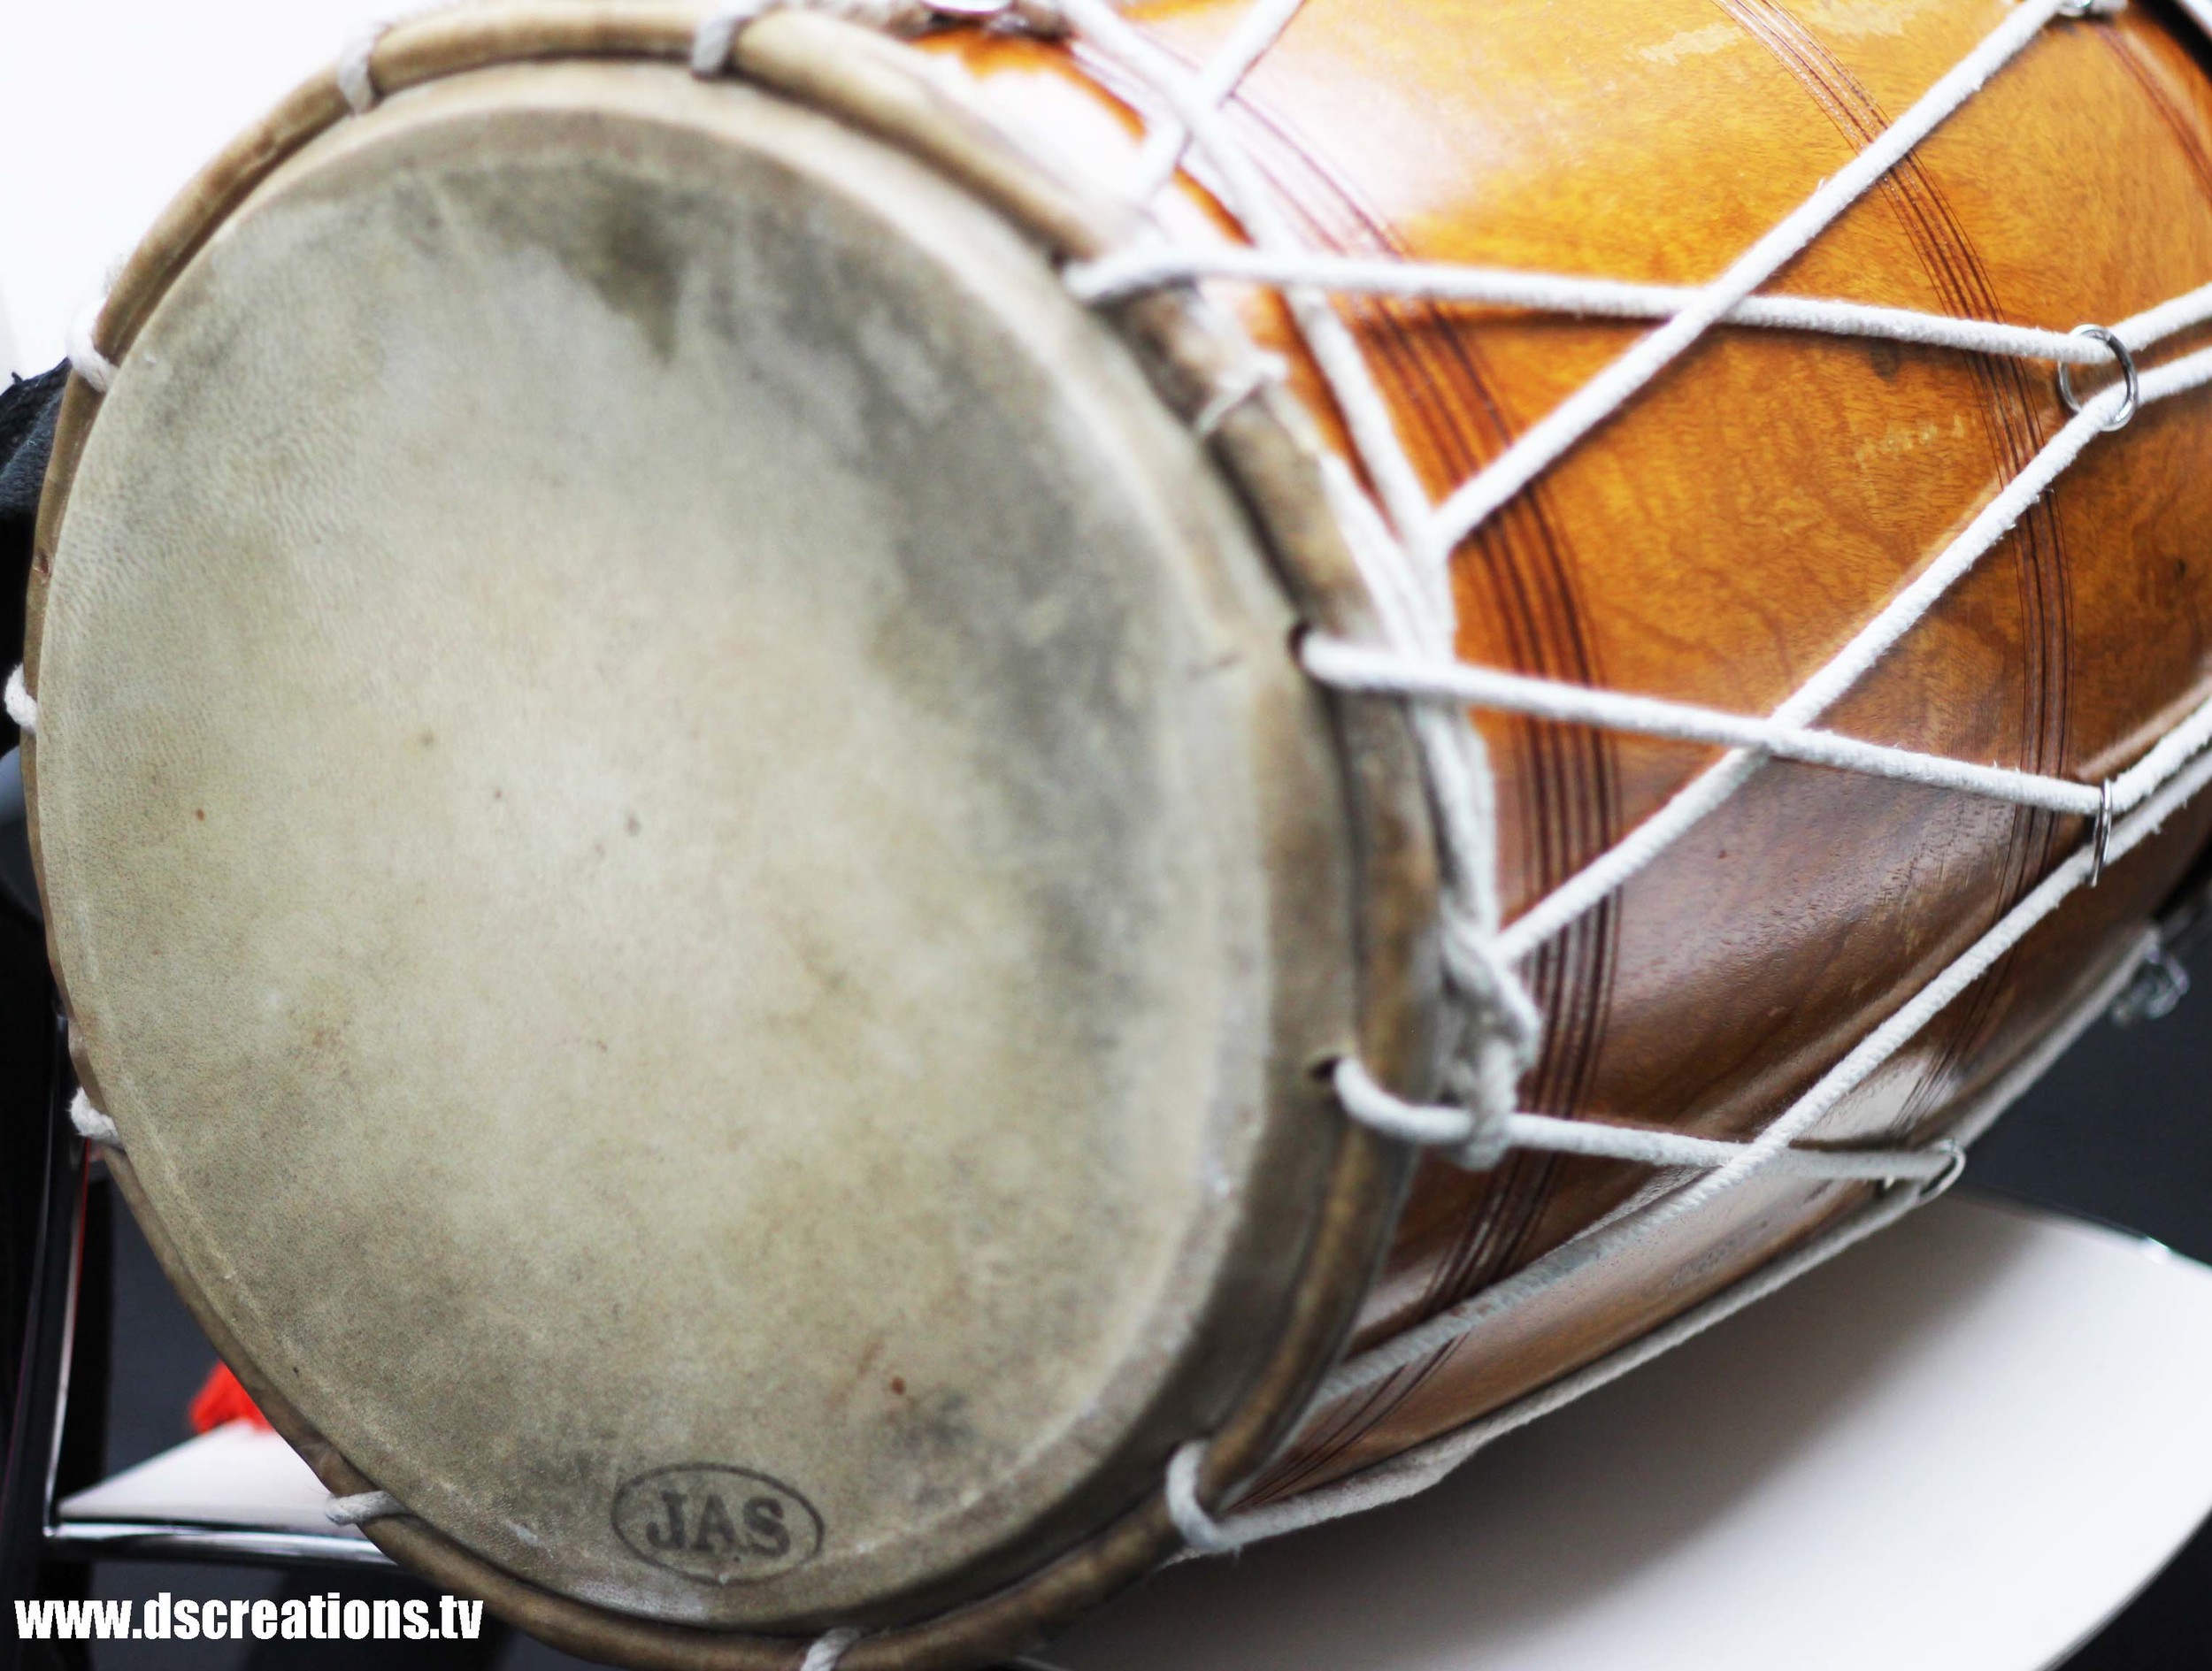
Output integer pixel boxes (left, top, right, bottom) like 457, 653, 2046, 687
799, 1628, 864, 1671
336, 20, 393, 113
325, 1490, 405, 1527
66, 1090, 119, 1149
691, 0, 1079, 73
1164, 1441, 1236, 1552
1331, 1056, 1511, 1169
65, 296, 116, 394
4, 665, 36, 735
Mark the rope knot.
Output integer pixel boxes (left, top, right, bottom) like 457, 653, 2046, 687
68, 1090, 120, 1149
326, 1490, 403, 1526
1164, 1441, 1239, 1553
5, 666, 36, 736
1331, 1057, 1511, 1170
67, 299, 117, 395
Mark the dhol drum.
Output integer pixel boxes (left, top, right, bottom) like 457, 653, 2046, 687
24, 0, 2212, 1663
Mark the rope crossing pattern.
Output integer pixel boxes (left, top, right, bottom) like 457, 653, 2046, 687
36, 0, 2203, 1622
1032, 0, 2212, 1554
917, 0, 2200, 1553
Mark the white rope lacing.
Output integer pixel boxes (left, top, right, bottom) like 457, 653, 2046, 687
1324, 730, 2212, 1407
1051, 0, 2194, 1137
326, 1490, 404, 1525
1164, 1439, 1236, 1553
67, 1089, 119, 1148
1331, 1057, 1956, 1183
988, 0, 2212, 1550
1299, 614, 2212, 825
1176, 1160, 1947, 1551
66, 298, 116, 394
1062, 0, 1552, 1151
1491, 332, 2210, 962
1071, 249, 2212, 371
1125, 0, 1307, 199
336, 21, 393, 114
1417, 0, 2116, 562
5, 665, 35, 736
1175, 924, 2148, 1554
1191, 351, 1286, 438
690, 0, 1081, 74
800, 1628, 864, 1671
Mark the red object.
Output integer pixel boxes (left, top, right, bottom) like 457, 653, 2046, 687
188, 1362, 273, 1434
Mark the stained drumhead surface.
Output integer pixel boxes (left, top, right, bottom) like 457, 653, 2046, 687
32, 64, 1356, 1627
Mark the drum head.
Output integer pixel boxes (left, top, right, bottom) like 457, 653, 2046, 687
29, 60, 1372, 1629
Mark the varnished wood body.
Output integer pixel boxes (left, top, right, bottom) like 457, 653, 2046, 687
919, 0, 2212, 1498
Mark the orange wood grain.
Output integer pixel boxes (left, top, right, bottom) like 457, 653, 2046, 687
924, 0, 2212, 1497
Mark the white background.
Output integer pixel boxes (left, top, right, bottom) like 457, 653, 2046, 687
1051, 1198, 2212, 1671
0, 0, 388, 376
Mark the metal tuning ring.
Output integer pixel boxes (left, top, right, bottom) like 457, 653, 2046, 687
1917, 1140, 1969, 1203
2089, 778, 2115, 887
2111, 945, 2192, 1028
2057, 324, 2140, 431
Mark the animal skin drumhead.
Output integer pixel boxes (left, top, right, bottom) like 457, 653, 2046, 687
29, 63, 1364, 1627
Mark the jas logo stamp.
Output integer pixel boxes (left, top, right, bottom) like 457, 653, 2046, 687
612, 1465, 824, 1584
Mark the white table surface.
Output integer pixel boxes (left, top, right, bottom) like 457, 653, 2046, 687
1051, 1193, 2212, 1671
60, 1421, 369, 1544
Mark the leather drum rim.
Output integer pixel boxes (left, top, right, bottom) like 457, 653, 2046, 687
26, 8, 1444, 1667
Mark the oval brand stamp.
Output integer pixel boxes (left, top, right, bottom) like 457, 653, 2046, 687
612, 1465, 824, 1585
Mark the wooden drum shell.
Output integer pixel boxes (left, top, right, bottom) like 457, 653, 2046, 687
911, 0, 2212, 1497
25, 0, 2212, 1664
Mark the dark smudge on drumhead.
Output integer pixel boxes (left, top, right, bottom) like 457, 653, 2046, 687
440, 159, 687, 367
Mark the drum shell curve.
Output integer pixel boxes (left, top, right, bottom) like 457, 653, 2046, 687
912, 0, 2212, 1496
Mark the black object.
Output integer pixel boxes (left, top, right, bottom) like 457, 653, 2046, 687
0, 369, 65, 918
0, 369, 87, 1671
0, 750, 42, 925
0, 368, 65, 534
0, 1026, 88, 1671
0, 370, 65, 732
